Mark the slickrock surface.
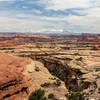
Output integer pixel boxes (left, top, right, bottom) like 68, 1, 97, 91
0, 53, 31, 100
26, 60, 67, 100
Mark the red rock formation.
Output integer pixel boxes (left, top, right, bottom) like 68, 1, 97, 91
0, 53, 31, 100
92, 45, 99, 50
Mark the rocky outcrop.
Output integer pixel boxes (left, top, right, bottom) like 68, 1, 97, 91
34, 55, 100, 100
0, 53, 31, 100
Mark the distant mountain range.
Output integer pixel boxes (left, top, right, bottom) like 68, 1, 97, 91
0, 32, 99, 37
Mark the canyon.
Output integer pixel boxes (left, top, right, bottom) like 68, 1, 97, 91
0, 33, 100, 100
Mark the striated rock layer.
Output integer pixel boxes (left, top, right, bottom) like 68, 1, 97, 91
0, 53, 31, 100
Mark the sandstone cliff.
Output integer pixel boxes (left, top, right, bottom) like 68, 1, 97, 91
0, 53, 30, 100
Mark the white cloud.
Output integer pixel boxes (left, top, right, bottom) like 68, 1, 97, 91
22, 6, 28, 9
0, 17, 45, 32
46, 0, 90, 11
0, 14, 66, 33
65, 7, 100, 33
0, 0, 15, 1
29, 9, 42, 14
35, 0, 100, 11
1, 8, 100, 33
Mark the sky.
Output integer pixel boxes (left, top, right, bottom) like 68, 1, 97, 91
0, 0, 100, 34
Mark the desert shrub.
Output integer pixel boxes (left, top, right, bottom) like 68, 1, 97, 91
65, 92, 85, 100
98, 88, 100, 94
96, 75, 100, 79
69, 86, 77, 92
41, 82, 50, 87
56, 79, 61, 86
54, 79, 61, 86
76, 57, 83, 61
49, 77, 56, 80
28, 88, 47, 100
86, 98, 89, 100
35, 67, 40, 72
89, 89, 94, 94
48, 93, 55, 99
95, 68, 100, 72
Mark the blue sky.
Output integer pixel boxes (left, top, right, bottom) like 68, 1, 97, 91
0, 0, 100, 34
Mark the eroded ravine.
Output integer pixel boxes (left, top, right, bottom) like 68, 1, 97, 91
29, 54, 100, 100
34, 57, 91, 92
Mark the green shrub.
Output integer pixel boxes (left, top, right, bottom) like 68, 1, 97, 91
98, 88, 100, 94
49, 77, 56, 80
35, 67, 40, 72
76, 57, 83, 61
48, 93, 55, 99
65, 92, 85, 100
95, 68, 100, 72
69, 86, 77, 92
41, 82, 50, 87
96, 75, 100, 79
28, 89, 47, 100
54, 79, 61, 86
